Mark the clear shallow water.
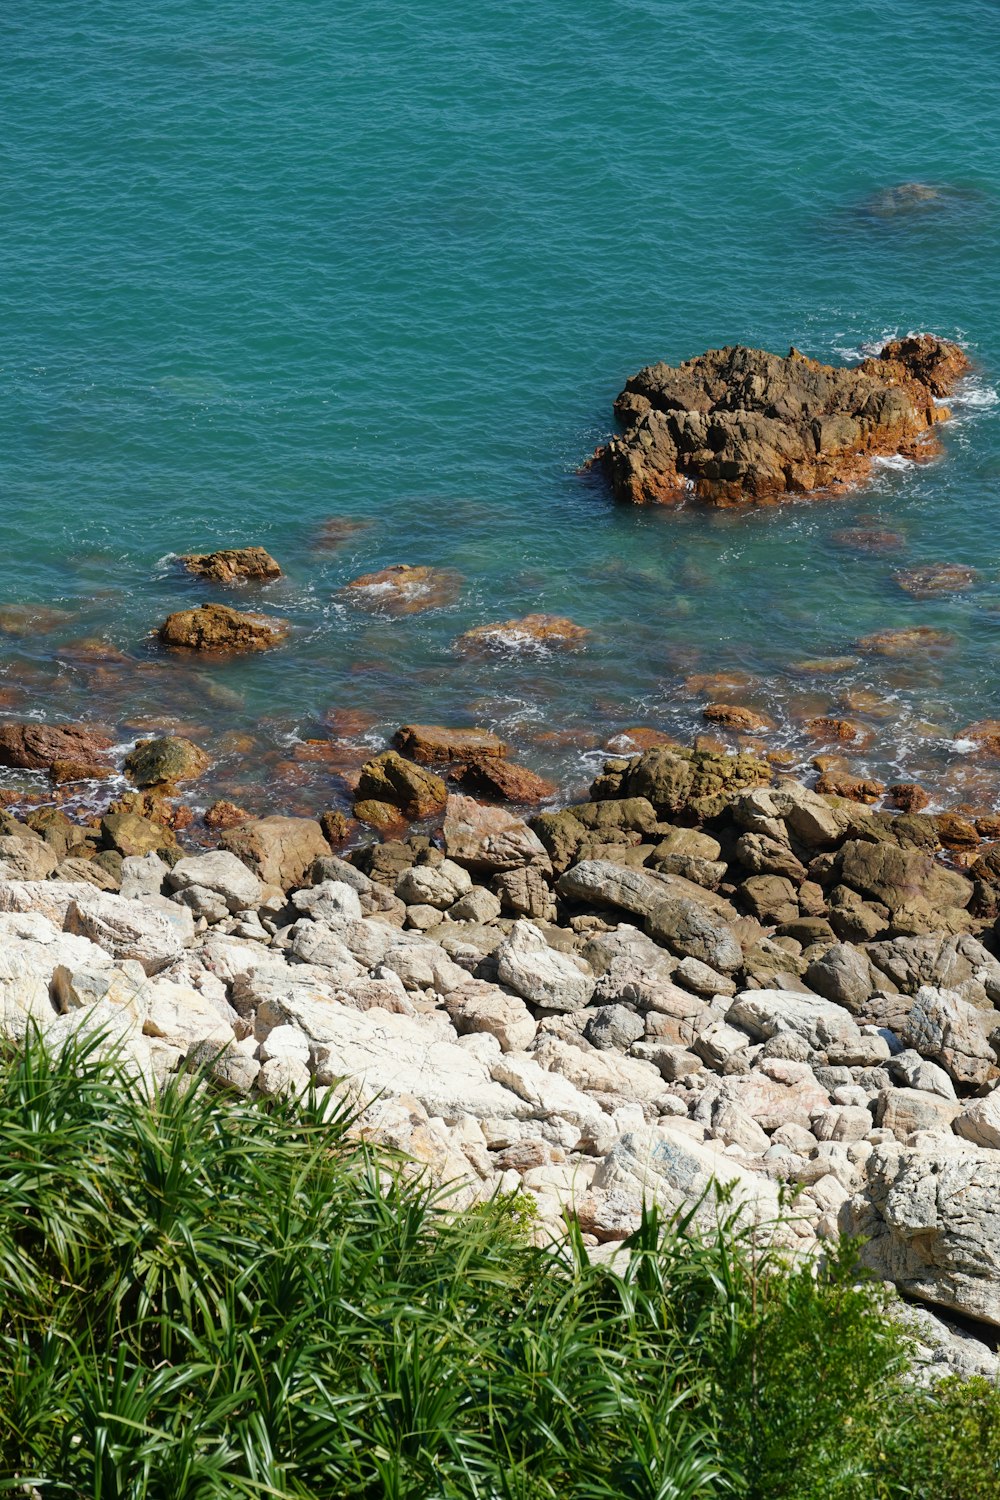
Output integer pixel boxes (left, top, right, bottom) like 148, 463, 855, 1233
2, 0, 1000, 817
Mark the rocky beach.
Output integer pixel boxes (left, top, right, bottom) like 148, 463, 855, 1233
4, 707, 1000, 1381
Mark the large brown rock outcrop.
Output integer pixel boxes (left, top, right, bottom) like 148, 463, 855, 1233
0, 722, 115, 773
596, 335, 969, 507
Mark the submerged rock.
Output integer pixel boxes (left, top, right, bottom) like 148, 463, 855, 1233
124, 736, 211, 788
180, 547, 283, 583
342, 564, 462, 615
894, 563, 978, 598
595, 336, 969, 507
456, 614, 590, 653
158, 603, 289, 652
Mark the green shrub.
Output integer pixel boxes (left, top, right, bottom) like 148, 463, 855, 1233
0, 1028, 994, 1499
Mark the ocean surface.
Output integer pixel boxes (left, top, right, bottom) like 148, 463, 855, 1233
3, 0, 1000, 819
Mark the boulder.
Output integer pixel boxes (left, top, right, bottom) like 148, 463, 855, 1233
355, 752, 447, 819
494, 920, 595, 1012
596, 336, 968, 507
220, 816, 329, 890
100, 813, 176, 859
727, 990, 872, 1065
123, 736, 211, 787
846, 1144, 1000, 1325
875, 1087, 961, 1140
395, 859, 472, 910
804, 943, 876, 1011
158, 603, 289, 652
180, 546, 282, 583
836, 840, 972, 927
456, 756, 557, 806
953, 1091, 1000, 1150
443, 795, 551, 873
167, 850, 264, 913
646, 894, 743, 973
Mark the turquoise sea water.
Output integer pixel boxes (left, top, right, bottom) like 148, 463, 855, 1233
3, 0, 1000, 816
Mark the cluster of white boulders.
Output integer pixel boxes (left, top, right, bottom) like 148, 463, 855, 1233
2, 784, 1000, 1380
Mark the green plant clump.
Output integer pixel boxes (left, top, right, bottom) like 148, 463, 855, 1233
0, 1030, 997, 1498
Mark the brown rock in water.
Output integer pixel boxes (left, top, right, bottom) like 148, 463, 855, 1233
595, 335, 969, 507
803, 716, 874, 749
312, 516, 372, 552
856, 625, 956, 657
894, 563, 978, 598
124, 736, 211, 787
0, 722, 115, 771
957, 721, 1000, 756
703, 703, 775, 733
605, 726, 681, 753
934, 812, 980, 850
814, 773, 885, 805
342, 564, 462, 615
355, 751, 447, 819
680, 670, 757, 696
159, 603, 289, 653
887, 782, 930, 813
48, 758, 116, 785
353, 799, 410, 835
180, 546, 283, 584
0, 604, 73, 636
204, 799, 251, 830
394, 724, 509, 764
455, 755, 557, 806
790, 657, 858, 675
456, 613, 590, 653
319, 809, 355, 846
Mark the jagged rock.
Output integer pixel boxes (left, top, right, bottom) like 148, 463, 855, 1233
186, 1038, 260, 1095
0, 832, 59, 881
583, 1005, 645, 1051
158, 602, 289, 652
952, 1091, 1000, 1149
123, 736, 211, 787
836, 840, 972, 929
100, 813, 176, 859
596, 336, 968, 507
624, 747, 771, 818
885, 1049, 957, 1100
531, 1035, 672, 1109
733, 832, 807, 881
495, 920, 594, 1012
738, 874, 800, 926
898, 986, 997, 1088
456, 756, 557, 806
646, 894, 743, 973
865, 934, 1000, 1009
180, 546, 282, 583
446, 988, 537, 1053
65, 892, 190, 974
448, 886, 502, 924
221, 816, 329, 890
846, 1143, 1000, 1325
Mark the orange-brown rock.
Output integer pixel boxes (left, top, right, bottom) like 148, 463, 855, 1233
887, 782, 930, 813
856, 626, 956, 657
976, 815, 1000, 841
838, 688, 896, 719
814, 773, 885, 804
680, 670, 756, 696
0, 722, 115, 771
320, 809, 356, 846
159, 603, 289, 653
957, 721, 1000, 755
596, 335, 969, 507
48, 758, 116, 785
204, 800, 252, 830
353, 799, 410, 836
605, 727, 681, 753
934, 812, 980, 849
894, 563, 978, 598
342, 564, 462, 616
703, 703, 775, 733
355, 751, 448, 820
180, 546, 283, 583
803, 717, 874, 749
812, 753, 852, 774
456, 614, 590, 653
791, 657, 859, 675
455, 756, 556, 806
394, 724, 509, 764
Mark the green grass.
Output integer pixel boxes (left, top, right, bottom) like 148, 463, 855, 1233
0, 1028, 997, 1499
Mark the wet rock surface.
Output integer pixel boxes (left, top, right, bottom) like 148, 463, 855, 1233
595, 335, 969, 507
180, 546, 283, 583
158, 603, 290, 652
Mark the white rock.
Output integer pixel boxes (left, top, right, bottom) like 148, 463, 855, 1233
953, 1090, 1000, 1150
120, 853, 169, 899
495, 920, 594, 1011
490, 1052, 604, 1129
291, 880, 363, 925
395, 860, 473, 910
143, 979, 237, 1049
66, 892, 190, 974
169, 851, 264, 912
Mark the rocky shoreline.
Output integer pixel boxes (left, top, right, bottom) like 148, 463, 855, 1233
3, 728, 1000, 1381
